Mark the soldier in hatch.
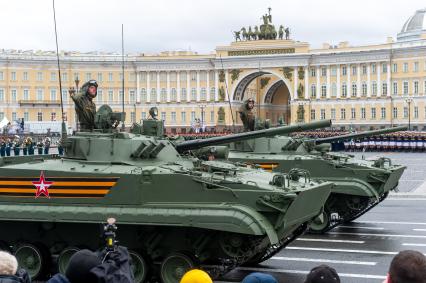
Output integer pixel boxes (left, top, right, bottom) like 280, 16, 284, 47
69, 80, 98, 131
238, 98, 256, 131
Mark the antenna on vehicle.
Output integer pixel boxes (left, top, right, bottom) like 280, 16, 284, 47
219, 54, 235, 132
52, 0, 67, 139
121, 24, 125, 131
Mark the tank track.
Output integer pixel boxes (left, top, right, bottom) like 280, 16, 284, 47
309, 191, 389, 234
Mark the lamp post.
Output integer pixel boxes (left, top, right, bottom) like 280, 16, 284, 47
405, 97, 413, 130
199, 104, 206, 132
74, 76, 80, 131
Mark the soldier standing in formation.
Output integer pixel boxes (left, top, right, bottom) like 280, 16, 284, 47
5, 139, 11, 156
13, 136, 21, 156
43, 137, 51, 154
238, 98, 256, 131
0, 139, 5, 157
69, 80, 98, 131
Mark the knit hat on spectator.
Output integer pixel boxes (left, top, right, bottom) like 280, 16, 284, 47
0, 251, 18, 275
242, 272, 278, 283
305, 265, 340, 283
65, 249, 101, 283
180, 269, 213, 283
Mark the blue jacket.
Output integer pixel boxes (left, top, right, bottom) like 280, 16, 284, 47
46, 274, 70, 283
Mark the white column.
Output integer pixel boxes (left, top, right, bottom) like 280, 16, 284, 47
367, 64, 371, 97
206, 71, 210, 101
225, 70, 231, 101
294, 67, 298, 100
136, 71, 140, 103
186, 71, 190, 102
336, 65, 341, 98
347, 64, 350, 97
146, 72, 151, 103
377, 63, 381, 96
214, 71, 219, 101
304, 67, 309, 99
357, 64, 361, 98
156, 71, 160, 103
196, 71, 200, 101
387, 63, 391, 96
316, 66, 320, 99
166, 71, 170, 102
326, 66, 331, 99
177, 71, 181, 102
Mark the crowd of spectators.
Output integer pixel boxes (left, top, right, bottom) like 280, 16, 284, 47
0, 136, 64, 157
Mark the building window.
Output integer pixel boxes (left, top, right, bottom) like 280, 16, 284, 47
371, 64, 376, 74
403, 62, 408, 73
24, 112, 29, 121
108, 72, 113, 82
50, 112, 56, 121
140, 88, 146, 102
340, 108, 346, 120
341, 83, 347, 97
97, 72, 103, 82
119, 90, 124, 102
372, 81, 377, 96
50, 72, 57, 81
0, 71, 3, 80
150, 88, 156, 101
392, 63, 397, 73
320, 109, 326, 120
321, 85, 327, 97
0, 89, 4, 101
161, 112, 166, 121
85, 73, 92, 81
160, 88, 166, 102
381, 107, 386, 119
414, 81, 419, 94
351, 108, 356, 119
362, 82, 367, 96
331, 108, 336, 120
37, 72, 43, 81
414, 106, 419, 119
130, 112, 136, 123
310, 109, 316, 120
181, 88, 187, 101
129, 90, 136, 103
191, 88, 197, 100
23, 89, 29, 100
331, 67, 337, 76
190, 71, 197, 81
170, 88, 177, 101
0, 112, 4, 120
331, 83, 337, 97
11, 112, 17, 122
310, 84, 316, 98
11, 72, 16, 81
200, 87, 206, 100
383, 63, 388, 73
62, 89, 68, 102
321, 67, 326, 77
11, 89, 17, 102
181, 112, 186, 123
414, 62, 419, 72
382, 82, 387, 96
351, 82, 357, 97
371, 108, 376, 119
361, 107, 366, 119
393, 82, 398, 95
403, 81, 409, 95
171, 112, 176, 123
310, 68, 316, 77
393, 107, 398, 118
210, 110, 214, 122
23, 72, 28, 81
191, 111, 196, 121
352, 66, 357, 75
108, 90, 114, 102
50, 89, 57, 101
362, 65, 367, 75
61, 72, 68, 82
403, 107, 408, 118
37, 112, 43, 121
37, 89, 43, 100
342, 66, 347, 76
210, 87, 215, 100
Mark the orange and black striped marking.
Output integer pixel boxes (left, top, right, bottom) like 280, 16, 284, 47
256, 163, 280, 172
0, 176, 119, 198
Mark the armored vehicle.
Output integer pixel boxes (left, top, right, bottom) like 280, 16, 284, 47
223, 126, 406, 236
0, 106, 332, 283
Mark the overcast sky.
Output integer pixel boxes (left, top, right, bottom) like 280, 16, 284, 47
1, 0, 425, 54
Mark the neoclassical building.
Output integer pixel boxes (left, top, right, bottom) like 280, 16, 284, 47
0, 8, 426, 132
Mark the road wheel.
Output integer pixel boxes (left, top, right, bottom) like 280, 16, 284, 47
57, 247, 80, 274
160, 252, 195, 283
129, 250, 148, 283
14, 243, 50, 280
309, 211, 330, 233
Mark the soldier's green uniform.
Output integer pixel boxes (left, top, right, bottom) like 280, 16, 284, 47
71, 80, 98, 131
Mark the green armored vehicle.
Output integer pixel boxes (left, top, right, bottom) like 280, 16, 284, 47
0, 106, 332, 283
222, 126, 406, 235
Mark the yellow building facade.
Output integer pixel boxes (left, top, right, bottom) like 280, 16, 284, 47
1, 9, 426, 132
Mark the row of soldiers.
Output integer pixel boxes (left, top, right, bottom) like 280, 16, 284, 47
342, 135, 426, 152
0, 136, 65, 156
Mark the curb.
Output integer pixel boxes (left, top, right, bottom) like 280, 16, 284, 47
388, 192, 426, 199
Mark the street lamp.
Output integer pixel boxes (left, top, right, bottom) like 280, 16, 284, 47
199, 104, 207, 132
405, 97, 413, 130
74, 76, 80, 93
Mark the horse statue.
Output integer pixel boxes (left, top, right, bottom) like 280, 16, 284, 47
271, 25, 277, 39
285, 27, 290, 40
241, 27, 248, 41
247, 26, 253, 41
278, 25, 284, 40
233, 31, 241, 42
253, 26, 259, 40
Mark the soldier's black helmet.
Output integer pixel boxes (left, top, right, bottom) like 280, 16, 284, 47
81, 80, 98, 97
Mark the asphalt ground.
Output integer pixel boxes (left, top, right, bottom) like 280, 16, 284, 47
218, 151, 426, 283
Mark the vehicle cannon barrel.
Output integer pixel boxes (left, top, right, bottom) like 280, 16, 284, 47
175, 120, 332, 152
313, 126, 408, 144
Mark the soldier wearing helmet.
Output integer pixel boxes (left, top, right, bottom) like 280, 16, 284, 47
69, 80, 98, 131
239, 98, 255, 131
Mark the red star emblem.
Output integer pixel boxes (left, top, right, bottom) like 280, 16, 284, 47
32, 171, 53, 198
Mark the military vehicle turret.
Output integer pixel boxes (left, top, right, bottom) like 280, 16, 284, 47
218, 126, 406, 238
0, 105, 333, 283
